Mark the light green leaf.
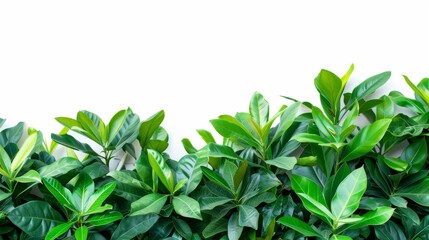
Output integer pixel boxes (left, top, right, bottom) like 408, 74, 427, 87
314, 69, 342, 116
148, 149, 174, 193
312, 106, 336, 142
200, 197, 232, 211
173, 195, 202, 220
271, 102, 300, 143
376, 96, 394, 120
85, 212, 123, 226
196, 129, 216, 144
330, 235, 352, 240
404, 75, 429, 106
345, 207, 395, 230
350, 71, 391, 103
130, 193, 168, 216
42, 178, 77, 212
84, 182, 116, 213
228, 213, 243, 240
45, 222, 74, 240
210, 116, 260, 148
238, 205, 259, 230
15, 170, 41, 183
266, 156, 297, 171
331, 167, 367, 220
342, 119, 391, 162
382, 157, 408, 172
292, 133, 329, 144
250, 92, 269, 126
0, 146, 11, 178
139, 110, 165, 148
196, 143, 240, 160
0, 189, 11, 202
39, 157, 82, 178
278, 216, 322, 237
77, 111, 102, 143
178, 155, 208, 195
73, 173, 94, 212
75, 226, 88, 240
106, 109, 127, 146
297, 193, 335, 222
10, 132, 37, 177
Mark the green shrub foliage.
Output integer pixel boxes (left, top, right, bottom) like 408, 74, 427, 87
1, 65, 429, 239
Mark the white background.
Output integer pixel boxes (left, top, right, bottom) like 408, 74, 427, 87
1, 1, 428, 159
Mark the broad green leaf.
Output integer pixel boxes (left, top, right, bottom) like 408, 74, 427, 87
39, 157, 82, 178
238, 205, 259, 230
0, 189, 11, 202
223, 160, 238, 191
312, 106, 336, 142
147, 139, 169, 153
401, 138, 427, 174
331, 167, 367, 220
350, 71, 391, 103
404, 75, 429, 106
45, 222, 74, 240
297, 156, 318, 166
314, 69, 342, 116
178, 155, 208, 195
196, 129, 216, 144
136, 152, 153, 187
173, 195, 202, 220
376, 96, 394, 120
201, 167, 233, 194
10, 132, 37, 176
291, 174, 327, 206
55, 117, 82, 130
266, 156, 297, 171
77, 111, 102, 143
8, 201, 64, 238
196, 143, 240, 160
345, 207, 394, 230
397, 178, 429, 206
111, 214, 159, 240
297, 193, 335, 222
42, 178, 77, 212
382, 157, 408, 172
271, 102, 300, 143
173, 217, 193, 240
342, 119, 391, 162
210, 117, 260, 148
390, 91, 425, 113
233, 161, 248, 190
112, 111, 140, 148
228, 213, 243, 240
107, 170, 145, 189
244, 191, 276, 207
73, 173, 94, 212
182, 138, 197, 154
330, 235, 352, 240
416, 215, 429, 237
375, 221, 406, 240
15, 169, 41, 183
200, 197, 232, 211
202, 218, 228, 238
106, 109, 127, 146
174, 179, 187, 193
84, 204, 113, 216
84, 182, 116, 213
148, 149, 174, 193
51, 134, 98, 156
278, 216, 322, 237
85, 212, 122, 226
250, 92, 269, 126
148, 218, 173, 239
139, 110, 165, 148
130, 193, 168, 216
292, 133, 329, 144
0, 146, 11, 178
75, 226, 88, 240
389, 196, 408, 208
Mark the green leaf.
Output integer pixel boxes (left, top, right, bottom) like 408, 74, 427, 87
106, 109, 127, 146
51, 133, 98, 156
42, 178, 77, 212
139, 110, 165, 148
233, 161, 248, 190
210, 117, 260, 148
297, 193, 335, 222
107, 170, 149, 190
181, 138, 197, 154
8, 201, 64, 238
39, 157, 82, 178
75, 226, 88, 240
397, 178, 429, 206
238, 205, 259, 230
201, 167, 233, 193
345, 207, 394, 230
196, 143, 240, 160
312, 106, 336, 142
342, 119, 391, 162
331, 167, 367, 220
112, 110, 140, 148
76, 111, 102, 143
350, 71, 391, 103
314, 69, 342, 116
173, 195, 202, 220
291, 174, 327, 206
250, 92, 269, 126
228, 213, 243, 240
376, 96, 394, 120
330, 235, 352, 240
73, 173, 94, 212
342, 103, 359, 130
389, 196, 408, 208
10, 132, 37, 177
173, 217, 193, 240
266, 156, 297, 171
401, 138, 427, 174
271, 102, 300, 143
292, 133, 329, 144
196, 129, 216, 144
404, 75, 429, 106
85, 212, 123, 226
148, 149, 174, 193
200, 196, 232, 211
0, 146, 11, 178
278, 216, 322, 237
130, 193, 168, 216
84, 182, 116, 213
178, 155, 208, 195
0, 189, 11, 202
202, 218, 228, 239
111, 214, 159, 240
390, 91, 425, 113
55, 117, 82, 130
382, 157, 408, 172
375, 221, 406, 240
14, 169, 41, 184
45, 222, 74, 240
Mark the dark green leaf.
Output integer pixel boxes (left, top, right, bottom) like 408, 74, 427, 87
238, 205, 259, 230
278, 216, 322, 237
42, 178, 77, 211
397, 178, 429, 206
375, 221, 406, 240
51, 134, 98, 156
401, 138, 427, 174
202, 218, 228, 239
196, 143, 240, 160
200, 197, 232, 211
178, 155, 208, 195
228, 213, 243, 240
376, 96, 394, 120
173, 217, 192, 240
139, 110, 165, 148
350, 71, 391, 103
201, 167, 233, 193
111, 214, 159, 240
148, 149, 174, 193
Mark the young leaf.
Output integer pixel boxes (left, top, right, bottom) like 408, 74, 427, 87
382, 157, 408, 172
312, 106, 337, 142
106, 109, 127, 146
196, 143, 240, 160
84, 182, 116, 213
292, 133, 329, 144
172, 195, 202, 220
314, 69, 342, 116
210, 117, 260, 148
404, 75, 429, 106
0, 146, 11, 178
73, 173, 94, 211
15, 169, 41, 183
342, 119, 391, 162
42, 178, 78, 212
77, 111, 102, 144
330, 235, 352, 240
75, 226, 88, 240
10, 132, 37, 177
45, 222, 74, 240
278, 216, 322, 237
331, 167, 367, 220
350, 71, 391, 104
130, 193, 168, 216
345, 207, 395, 230
250, 92, 269, 126
196, 129, 216, 144
270, 102, 301, 143
148, 149, 174, 193
139, 110, 165, 148
85, 212, 123, 226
